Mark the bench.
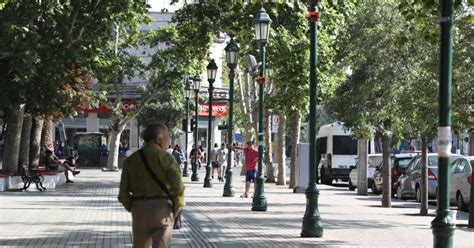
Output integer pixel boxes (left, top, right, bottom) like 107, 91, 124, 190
18, 166, 46, 191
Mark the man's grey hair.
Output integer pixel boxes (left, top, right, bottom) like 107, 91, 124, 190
142, 123, 168, 143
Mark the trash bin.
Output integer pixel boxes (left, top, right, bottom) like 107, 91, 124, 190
73, 132, 103, 167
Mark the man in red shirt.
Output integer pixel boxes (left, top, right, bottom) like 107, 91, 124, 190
236, 141, 259, 198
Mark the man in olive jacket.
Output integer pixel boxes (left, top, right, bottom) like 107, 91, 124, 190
118, 123, 185, 248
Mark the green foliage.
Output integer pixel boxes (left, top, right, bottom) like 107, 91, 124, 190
326, 1, 407, 140
397, 0, 473, 139
327, 0, 473, 143
0, 1, 150, 118
166, 1, 356, 133
137, 92, 184, 139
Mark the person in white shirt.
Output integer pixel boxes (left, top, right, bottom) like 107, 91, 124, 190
166, 145, 173, 155
217, 143, 228, 182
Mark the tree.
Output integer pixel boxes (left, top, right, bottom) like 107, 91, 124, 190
326, 0, 409, 207
0, 1, 150, 174
137, 92, 184, 140
167, 1, 354, 188
398, 0, 474, 216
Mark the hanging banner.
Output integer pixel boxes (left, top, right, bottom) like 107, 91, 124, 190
198, 103, 228, 117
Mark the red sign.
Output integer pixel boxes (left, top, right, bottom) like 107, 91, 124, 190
84, 99, 136, 113
198, 103, 227, 117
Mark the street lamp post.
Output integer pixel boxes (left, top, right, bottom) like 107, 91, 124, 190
251, 8, 271, 212
301, 0, 323, 237
223, 37, 239, 197
191, 75, 202, 182
204, 59, 218, 188
431, 0, 455, 247
183, 79, 193, 177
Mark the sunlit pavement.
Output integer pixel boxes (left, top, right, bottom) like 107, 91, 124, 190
0, 167, 472, 247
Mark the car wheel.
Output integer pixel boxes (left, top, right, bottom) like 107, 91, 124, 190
372, 182, 379, 195
456, 192, 468, 212
397, 185, 406, 200
415, 185, 421, 203
348, 179, 356, 191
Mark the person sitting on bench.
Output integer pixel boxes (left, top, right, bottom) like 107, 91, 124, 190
44, 150, 80, 183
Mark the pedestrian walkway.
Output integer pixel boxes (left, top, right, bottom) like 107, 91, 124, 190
0, 167, 472, 247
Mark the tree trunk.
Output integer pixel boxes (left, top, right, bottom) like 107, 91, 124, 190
40, 115, 54, 155
3, 104, 25, 175
357, 138, 368, 195
276, 113, 286, 186
29, 116, 44, 168
289, 110, 301, 188
381, 132, 392, 207
105, 126, 124, 171
264, 109, 275, 183
420, 136, 429, 215
18, 113, 32, 168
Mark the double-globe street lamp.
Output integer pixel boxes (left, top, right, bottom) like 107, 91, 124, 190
251, 8, 271, 211
301, 0, 323, 238
182, 77, 193, 177
223, 37, 239, 197
203, 59, 218, 188
191, 75, 202, 182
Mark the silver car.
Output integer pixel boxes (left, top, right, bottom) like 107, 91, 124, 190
396, 153, 462, 201
348, 154, 382, 190
449, 156, 473, 211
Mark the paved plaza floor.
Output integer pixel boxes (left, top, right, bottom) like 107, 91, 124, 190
0, 167, 473, 247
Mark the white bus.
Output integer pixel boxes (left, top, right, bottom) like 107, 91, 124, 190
317, 122, 376, 185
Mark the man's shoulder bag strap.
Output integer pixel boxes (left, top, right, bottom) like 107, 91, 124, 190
138, 149, 175, 208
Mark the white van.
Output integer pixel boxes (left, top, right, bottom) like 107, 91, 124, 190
317, 122, 375, 185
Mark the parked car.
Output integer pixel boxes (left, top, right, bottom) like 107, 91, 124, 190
396, 153, 462, 201
449, 156, 473, 211
348, 154, 383, 190
372, 153, 417, 195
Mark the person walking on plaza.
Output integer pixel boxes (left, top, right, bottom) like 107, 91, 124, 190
235, 141, 258, 198
172, 144, 185, 170
189, 144, 202, 169
217, 143, 228, 182
118, 123, 185, 248
166, 145, 173, 155
198, 145, 205, 168
210, 143, 219, 179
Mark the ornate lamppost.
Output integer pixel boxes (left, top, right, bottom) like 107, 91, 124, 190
223, 37, 239, 197
182, 79, 193, 177
203, 59, 218, 188
191, 75, 202, 182
301, 0, 323, 237
251, 8, 271, 212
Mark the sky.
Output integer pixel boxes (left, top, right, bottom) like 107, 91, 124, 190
149, 0, 185, 12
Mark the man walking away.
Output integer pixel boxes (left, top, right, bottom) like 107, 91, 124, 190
118, 123, 185, 248
235, 141, 258, 198
211, 143, 219, 179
